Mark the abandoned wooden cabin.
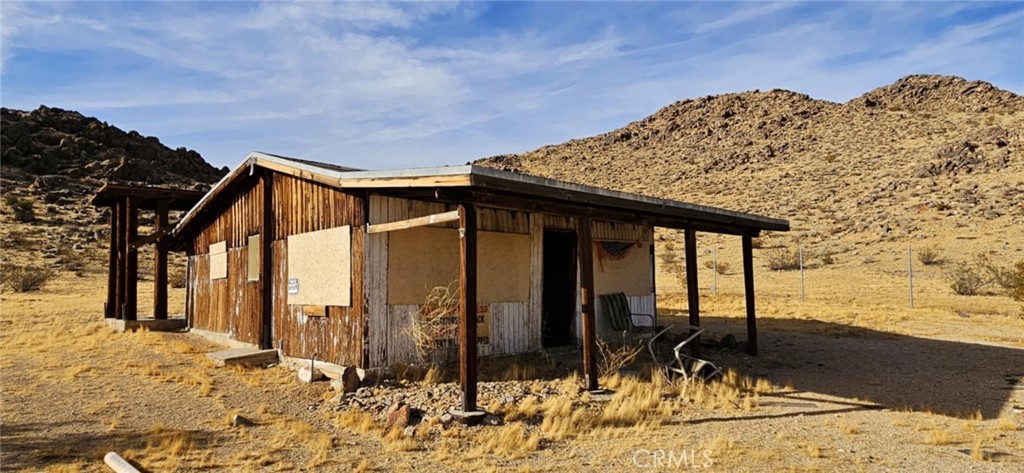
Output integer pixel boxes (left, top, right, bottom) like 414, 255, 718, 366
158, 152, 787, 411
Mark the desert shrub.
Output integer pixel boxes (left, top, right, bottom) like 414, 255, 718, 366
658, 240, 686, 289
817, 249, 836, 266
2, 230, 29, 249
917, 245, 942, 266
596, 338, 644, 378
56, 247, 88, 274
407, 280, 460, 365
3, 195, 35, 223
169, 267, 187, 288
703, 259, 731, 275
977, 256, 1024, 294
946, 260, 989, 296
765, 247, 801, 271
999, 261, 1024, 302
2, 265, 55, 292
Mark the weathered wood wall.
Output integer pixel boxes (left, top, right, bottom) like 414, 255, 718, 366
366, 196, 538, 367
184, 172, 365, 366
186, 177, 263, 345
183, 176, 656, 369
365, 195, 655, 367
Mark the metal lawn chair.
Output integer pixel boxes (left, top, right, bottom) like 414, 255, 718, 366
598, 292, 657, 344
648, 324, 723, 383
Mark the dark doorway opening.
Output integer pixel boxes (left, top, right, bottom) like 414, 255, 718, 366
542, 229, 577, 348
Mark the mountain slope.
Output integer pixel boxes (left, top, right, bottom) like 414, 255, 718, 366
1, 106, 226, 273
478, 75, 1024, 250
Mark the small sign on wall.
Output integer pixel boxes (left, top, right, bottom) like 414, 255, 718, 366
288, 278, 299, 295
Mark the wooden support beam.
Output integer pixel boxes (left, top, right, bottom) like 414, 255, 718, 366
105, 205, 118, 318
742, 236, 758, 356
365, 210, 460, 234
458, 203, 478, 412
153, 200, 169, 320
128, 228, 170, 250
260, 171, 274, 350
578, 217, 599, 391
115, 200, 127, 320
430, 189, 762, 236
123, 196, 138, 321
684, 229, 701, 358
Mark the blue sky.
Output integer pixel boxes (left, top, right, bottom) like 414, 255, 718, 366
2, 1, 1022, 170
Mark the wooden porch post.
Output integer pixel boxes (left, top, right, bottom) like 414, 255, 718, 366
115, 199, 127, 320
123, 196, 138, 321
105, 205, 118, 318
578, 217, 599, 391
458, 203, 478, 412
742, 236, 758, 356
153, 199, 169, 319
684, 229, 701, 357
260, 171, 274, 350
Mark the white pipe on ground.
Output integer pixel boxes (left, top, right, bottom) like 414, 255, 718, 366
104, 452, 141, 473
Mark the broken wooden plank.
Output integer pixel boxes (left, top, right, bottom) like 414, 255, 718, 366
366, 210, 460, 234
206, 347, 280, 367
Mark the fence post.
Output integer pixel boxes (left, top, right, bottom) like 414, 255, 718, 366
799, 245, 805, 302
712, 247, 718, 296
908, 247, 914, 309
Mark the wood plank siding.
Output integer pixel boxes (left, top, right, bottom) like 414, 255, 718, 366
365, 195, 655, 368
184, 172, 365, 366
184, 177, 654, 369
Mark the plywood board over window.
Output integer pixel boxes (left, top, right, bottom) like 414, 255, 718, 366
387, 226, 530, 305
210, 241, 227, 280
593, 240, 652, 296
246, 234, 260, 282
286, 226, 352, 307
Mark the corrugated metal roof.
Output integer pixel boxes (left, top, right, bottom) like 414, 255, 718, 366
173, 152, 790, 238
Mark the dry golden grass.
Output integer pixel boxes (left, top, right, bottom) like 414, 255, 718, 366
383, 426, 419, 451
839, 421, 862, 435
924, 429, 953, 445
336, 410, 382, 434
471, 423, 540, 458
996, 417, 1018, 432
970, 439, 986, 462
803, 442, 822, 458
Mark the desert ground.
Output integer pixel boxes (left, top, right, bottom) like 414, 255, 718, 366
2, 237, 1022, 472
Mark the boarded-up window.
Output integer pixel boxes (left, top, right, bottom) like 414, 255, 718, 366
387, 227, 531, 305
247, 234, 260, 282
593, 240, 652, 296
286, 226, 351, 307
210, 241, 227, 280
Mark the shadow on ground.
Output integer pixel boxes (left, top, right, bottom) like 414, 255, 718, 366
658, 315, 1023, 419
0, 421, 223, 471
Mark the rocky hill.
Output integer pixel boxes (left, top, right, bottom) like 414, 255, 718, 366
478, 75, 1024, 254
1, 106, 226, 274
2, 106, 225, 193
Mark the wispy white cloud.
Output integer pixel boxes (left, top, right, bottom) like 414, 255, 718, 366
693, 2, 800, 34
1, 1, 1020, 169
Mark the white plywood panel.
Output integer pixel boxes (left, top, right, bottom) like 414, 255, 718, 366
593, 241, 653, 296
387, 227, 531, 305
286, 225, 352, 306
210, 241, 227, 280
